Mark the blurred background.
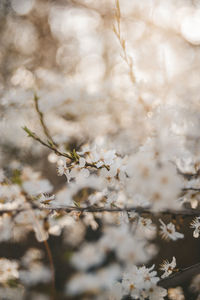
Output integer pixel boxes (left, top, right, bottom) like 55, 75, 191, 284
1, 0, 200, 299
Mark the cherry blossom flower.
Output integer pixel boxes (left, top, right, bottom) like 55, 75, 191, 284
159, 219, 184, 241
190, 217, 200, 238
57, 159, 72, 182
160, 256, 177, 278
0, 258, 19, 283
39, 193, 55, 205
88, 148, 116, 168
142, 285, 167, 300
121, 264, 160, 298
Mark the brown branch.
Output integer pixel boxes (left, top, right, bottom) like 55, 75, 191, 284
21, 191, 56, 300
45, 206, 200, 216
2, 205, 200, 217
43, 240, 56, 300
177, 167, 200, 180
22, 126, 110, 170
158, 262, 200, 288
182, 188, 200, 193
23, 126, 200, 190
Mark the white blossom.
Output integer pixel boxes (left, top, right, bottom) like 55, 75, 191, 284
121, 264, 160, 298
19, 263, 51, 286
0, 258, 19, 283
71, 243, 105, 270
142, 285, 167, 300
159, 219, 184, 241
190, 217, 200, 238
160, 256, 177, 278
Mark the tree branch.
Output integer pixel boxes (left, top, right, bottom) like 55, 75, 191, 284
22, 126, 110, 170
34, 93, 57, 147
1, 205, 200, 217
23, 126, 73, 160
159, 262, 200, 288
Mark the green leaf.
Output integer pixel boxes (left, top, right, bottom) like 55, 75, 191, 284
22, 126, 34, 137
11, 169, 22, 186
71, 149, 80, 161
34, 92, 39, 102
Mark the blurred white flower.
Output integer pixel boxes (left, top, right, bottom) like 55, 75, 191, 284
0, 169, 5, 182
19, 263, 51, 286
122, 264, 159, 298
0, 258, 19, 283
22, 179, 53, 196
11, 67, 35, 89
71, 243, 105, 270
11, 0, 35, 15
142, 285, 167, 300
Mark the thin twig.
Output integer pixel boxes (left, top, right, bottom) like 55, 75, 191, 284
34, 93, 57, 147
113, 0, 135, 84
113, 0, 148, 110
2, 205, 200, 217
21, 190, 56, 300
23, 126, 72, 160
23, 126, 200, 191
22, 126, 110, 170
177, 167, 200, 180
182, 187, 200, 192
43, 239, 56, 300
44, 206, 200, 216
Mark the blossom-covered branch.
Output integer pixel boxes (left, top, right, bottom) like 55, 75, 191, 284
159, 262, 200, 289
1, 204, 200, 217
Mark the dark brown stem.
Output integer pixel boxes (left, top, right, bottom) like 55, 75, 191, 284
43, 239, 56, 300
182, 187, 200, 192
2, 205, 200, 217
47, 206, 200, 216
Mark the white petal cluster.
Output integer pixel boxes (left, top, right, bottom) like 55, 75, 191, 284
19, 248, 51, 286
0, 258, 19, 283
159, 219, 184, 241
190, 217, 200, 238
160, 256, 177, 278
114, 264, 167, 299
